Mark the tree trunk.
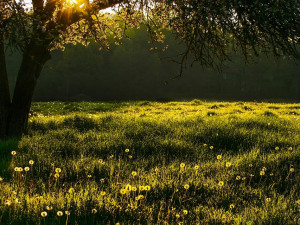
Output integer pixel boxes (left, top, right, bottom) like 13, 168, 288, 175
6, 43, 51, 137
0, 35, 11, 138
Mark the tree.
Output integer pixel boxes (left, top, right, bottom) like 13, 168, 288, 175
0, 0, 299, 138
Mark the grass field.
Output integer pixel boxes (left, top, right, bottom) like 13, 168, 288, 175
0, 100, 299, 225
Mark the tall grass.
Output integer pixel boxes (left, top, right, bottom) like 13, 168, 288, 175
0, 101, 299, 224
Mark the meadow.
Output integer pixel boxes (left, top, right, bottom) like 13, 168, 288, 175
0, 100, 299, 225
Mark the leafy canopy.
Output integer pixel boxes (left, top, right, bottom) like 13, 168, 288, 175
1, 0, 299, 69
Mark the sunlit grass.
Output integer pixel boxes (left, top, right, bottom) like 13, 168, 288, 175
0, 100, 299, 224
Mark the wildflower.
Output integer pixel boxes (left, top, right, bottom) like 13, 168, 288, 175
183, 210, 188, 215
217, 155, 222, 160
203, 144, 207, 147
125, 149, 130, 153
19, 167, 23, 172
120, 189, 126, 195
288, 147, 293, 151
87, 175, 92, 178
55, 168, 61, 173
194, 165, 199, 170
128, 155, 133, 159
226, 162, 232, 168
5, 200, 12, 206
180, 163, 185, 168
139, 186, 145, 191
41, 212, 48, 217
132, 186, 137, 191
14, 167, 19, 172
131, 171, 137, 177
266, 198, 271, 203
138, 195, 144, 200
24, 167, 30, 172
236, 176, 241, 181
92, 208, 97, 214
176, 214, 180, 218
11, 151, 16, 156
290, 168, 295, 173
184, 184, 190, 190
29, 160, 34, 165
57, 211, 63, 216
250, 174, 254, 177
242, 177, 246, 181
145, 186, 151, 191
65, 211, 70, 216
230, 204, 235, 209
125, 184, 132, 191
46, 206, 53, 211
218, 181, 224, 187
275, 147, 279, 151
100, 178, 105, 183
209, 146, 214, 150
98, 159, 103, 164
155, 167, 159, 172
100, 191, 106, 196
260, 171, 265, 176
54, 173, 60, 178
262, 167, 267, 171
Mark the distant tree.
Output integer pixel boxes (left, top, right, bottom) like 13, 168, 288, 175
0, 0, 299, 138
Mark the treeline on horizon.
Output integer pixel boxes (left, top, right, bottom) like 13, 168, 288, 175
6, 27, 300, 102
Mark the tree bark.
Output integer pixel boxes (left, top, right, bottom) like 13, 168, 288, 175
0, 35, 11, 138
6, 42, 51, 137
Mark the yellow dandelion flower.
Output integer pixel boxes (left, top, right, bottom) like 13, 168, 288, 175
217, 155, 222, 160
87, 175, 92, 178
135, 196, 140, 201
125, 184, 132, 191
46, 206, 53, 211
132, 171, 137, 177
155, 167, 159, 172
132, 186, 137, 191
54, 173, 60, 178
290, 168, 295, 173
145, 186, 151, 191
68, 188, 74, 194
180, 163, 185, 168
236, 176, 241, 181
275, 147, 279, 150
14, 167, 19, 172
184, 184, 190, 190
203, 144, 207, 147
242, 177, 246, 181
210, 146, 214, 150
139, 186, 145, 191
262, 167, 267, 171
128, 155, 133, 159
41, 211, 47, 217
218, 181, 224, 187
29, 160, 34, 165
55, 168, 61, 173
98, 159, 103, 164
11, 151, 16, 156
65, 211, 70, 216
92, 208, 97, 214
266, 198, 271, 203
19, 167, 23, 172
24, 167, 30, 172
100, 191, 106, 196
120, 189, 127, 195
57, 211, 63, 216
260, 171, 265, 176
183, 210, 188, 215
125, 149, 130, 153
226, 162, 232, 167
230, 204, 235, 209
288, 147, 293, 151
194, 165, 199, 170
176, 214, 180, 218
138, 195, 144, 200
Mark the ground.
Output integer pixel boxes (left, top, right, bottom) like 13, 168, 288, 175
0, 100, 299, 224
